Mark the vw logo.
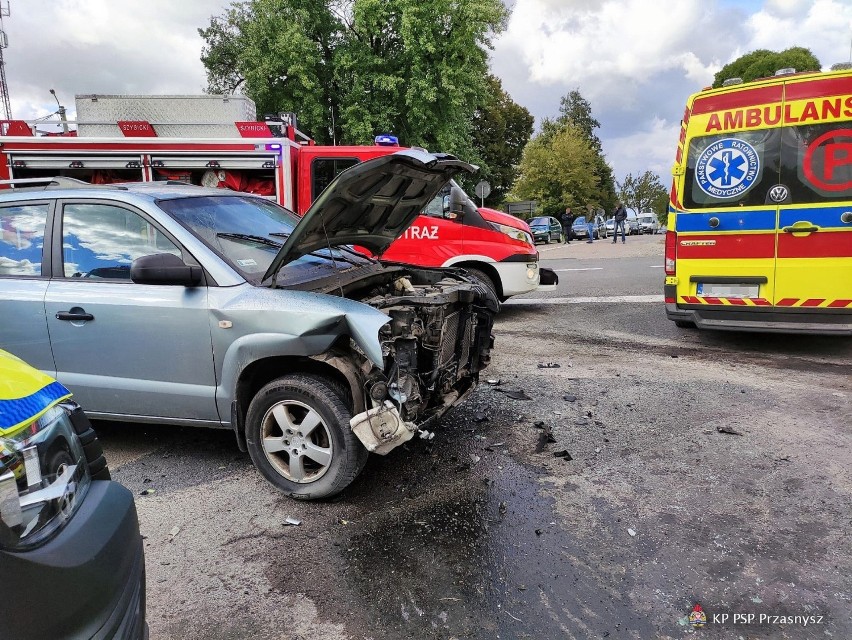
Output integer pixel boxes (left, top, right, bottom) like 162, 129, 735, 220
768, 185, 789, 203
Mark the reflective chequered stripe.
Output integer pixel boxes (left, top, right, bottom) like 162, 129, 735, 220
680, 297, 852, 308
0, 380, 72, 435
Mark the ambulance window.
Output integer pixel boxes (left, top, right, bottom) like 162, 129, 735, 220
682, 130, 782, 209
311, 158, 360, 201
0, 203, 49, 277
61, 203, 181, 279
782, 123, 852, 202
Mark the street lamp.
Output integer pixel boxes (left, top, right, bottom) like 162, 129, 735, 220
49, 88, 68, 134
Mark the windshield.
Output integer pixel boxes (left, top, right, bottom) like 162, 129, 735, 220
573, 218, 586, 226
530, 217, 549, 227
158, 195, 368, 279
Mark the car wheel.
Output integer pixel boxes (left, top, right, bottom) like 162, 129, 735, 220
674, 320, 696, 329
245, 374, 367, 500
544, 235, 550, 244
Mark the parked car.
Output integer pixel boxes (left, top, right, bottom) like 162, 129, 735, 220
0, 150, 497, 500
638, 213, 661, 234
0, 349, 146, 640
571, 215, 607, 240
625, 212, 640, 235
528, 216, 564, 244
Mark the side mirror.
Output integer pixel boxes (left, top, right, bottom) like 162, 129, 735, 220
131, 253, 202, 286
445, 186, 467, 219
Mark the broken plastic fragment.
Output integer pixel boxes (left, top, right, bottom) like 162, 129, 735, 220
284, 517, 302, 526
537, 362, 560, 369
495, 388, 532, 400
486, 378, 501, 386
553, 450, 572, 460
139, 488, 156, 496
169, 526, 181, 538
716, 425, 743, 436
627, 528, 636, 537
563, 394, 577, 402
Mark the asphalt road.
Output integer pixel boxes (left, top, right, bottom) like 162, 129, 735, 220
97, 234, 852, 639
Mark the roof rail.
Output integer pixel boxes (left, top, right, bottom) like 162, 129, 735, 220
0, 177, 128, 190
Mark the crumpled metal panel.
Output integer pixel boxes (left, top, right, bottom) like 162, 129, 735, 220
75, 94, 257, 138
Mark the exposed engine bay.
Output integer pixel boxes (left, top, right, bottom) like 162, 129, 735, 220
307, 265, 497, 454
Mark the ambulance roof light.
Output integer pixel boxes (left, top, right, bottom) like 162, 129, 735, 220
374, 134, 399, 146
721, 77, 743, 86
774, 67, 796, 76
830, 62, 852, 71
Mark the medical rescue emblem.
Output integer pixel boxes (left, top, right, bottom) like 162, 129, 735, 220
695, 138, 760, 199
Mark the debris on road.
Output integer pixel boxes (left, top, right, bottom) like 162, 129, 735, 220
168, 526, 181, 540
495, 388, 533, 400
139, 488, 156, 496
563, 394, 577, 402
716, 425, 743, 436
537, 362, 561, 369
284, 517, 302, 526
486, 378, 501, 386
473, 411, 488, 423
553, 450, 573, 460
628, 528, 637, 537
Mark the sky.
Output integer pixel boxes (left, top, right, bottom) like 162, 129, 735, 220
4, 0, 852, 187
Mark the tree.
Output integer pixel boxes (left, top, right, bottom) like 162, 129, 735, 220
537, 89, 617, 211
713, 47, 821, 87
510, 124, 601, 216
618, 171, 668, 219
470, 75, 534, 205
199, 0, 508, 157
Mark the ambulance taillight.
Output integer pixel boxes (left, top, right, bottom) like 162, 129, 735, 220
665, 230, 677, 275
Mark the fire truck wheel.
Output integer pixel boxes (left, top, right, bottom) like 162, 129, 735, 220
244, 374, 367, 500
464, 267, 499, 301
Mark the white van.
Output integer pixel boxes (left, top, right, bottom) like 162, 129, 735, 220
638, 213, 660, 235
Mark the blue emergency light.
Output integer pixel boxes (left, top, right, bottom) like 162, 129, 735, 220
374, 134, 399, 146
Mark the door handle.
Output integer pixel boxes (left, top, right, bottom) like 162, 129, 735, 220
782, 225, 819, 233
56, 311, 94, 321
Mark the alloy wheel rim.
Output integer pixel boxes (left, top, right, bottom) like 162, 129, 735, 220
260, 400, 333, 483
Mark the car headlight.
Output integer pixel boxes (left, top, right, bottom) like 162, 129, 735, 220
490, 222, 533, 246
0, 405, 91, 550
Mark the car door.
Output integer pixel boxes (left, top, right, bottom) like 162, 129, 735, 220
549, 218, 561, 241
773, 81, 852, 307
43, 199, 219, 422
0, 200, 56, 373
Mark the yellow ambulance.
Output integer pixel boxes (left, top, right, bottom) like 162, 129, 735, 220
665, 66, 852, 334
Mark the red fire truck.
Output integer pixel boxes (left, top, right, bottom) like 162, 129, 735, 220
0, 94, 552, 300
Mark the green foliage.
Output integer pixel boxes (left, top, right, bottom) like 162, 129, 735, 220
470, 75, 534, 205
524, 88, 617, 213
618, 171, 668, 219
199, 0, 508, 156
510, 124, 601, 216
713, 47, 822, 88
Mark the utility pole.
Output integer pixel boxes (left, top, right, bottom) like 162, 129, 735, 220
0, 1, 11, 120
49, 88, 68, 133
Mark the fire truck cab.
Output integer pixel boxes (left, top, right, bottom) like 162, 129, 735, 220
0, 94, 549, 301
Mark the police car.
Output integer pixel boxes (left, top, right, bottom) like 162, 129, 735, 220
0, 350, 146, 639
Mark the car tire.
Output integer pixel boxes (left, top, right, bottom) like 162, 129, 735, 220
544, 234, 550, 244
674, 320, 696, 329
245, 374, 367, 500
463, 267, 500, 302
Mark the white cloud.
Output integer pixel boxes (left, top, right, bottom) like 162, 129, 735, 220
604, 117, 680, 186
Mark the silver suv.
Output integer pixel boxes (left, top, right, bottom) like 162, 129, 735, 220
0, 150, 497, 499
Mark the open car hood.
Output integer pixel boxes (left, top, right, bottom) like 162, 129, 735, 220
262, 149, 476, 282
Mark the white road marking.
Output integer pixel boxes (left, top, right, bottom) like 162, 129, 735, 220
505, 294, 663, 306
554, 267, 604, 272
649, 265, 665, 268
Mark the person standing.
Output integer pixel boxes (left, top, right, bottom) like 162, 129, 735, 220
561, 207, 574, 243
585, 204, 596, 243
612, 202, 628, 244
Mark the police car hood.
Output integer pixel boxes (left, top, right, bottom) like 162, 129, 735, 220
263, 150, 476, 282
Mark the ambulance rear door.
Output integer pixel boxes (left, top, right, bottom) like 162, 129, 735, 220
772, 75, 852, 310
